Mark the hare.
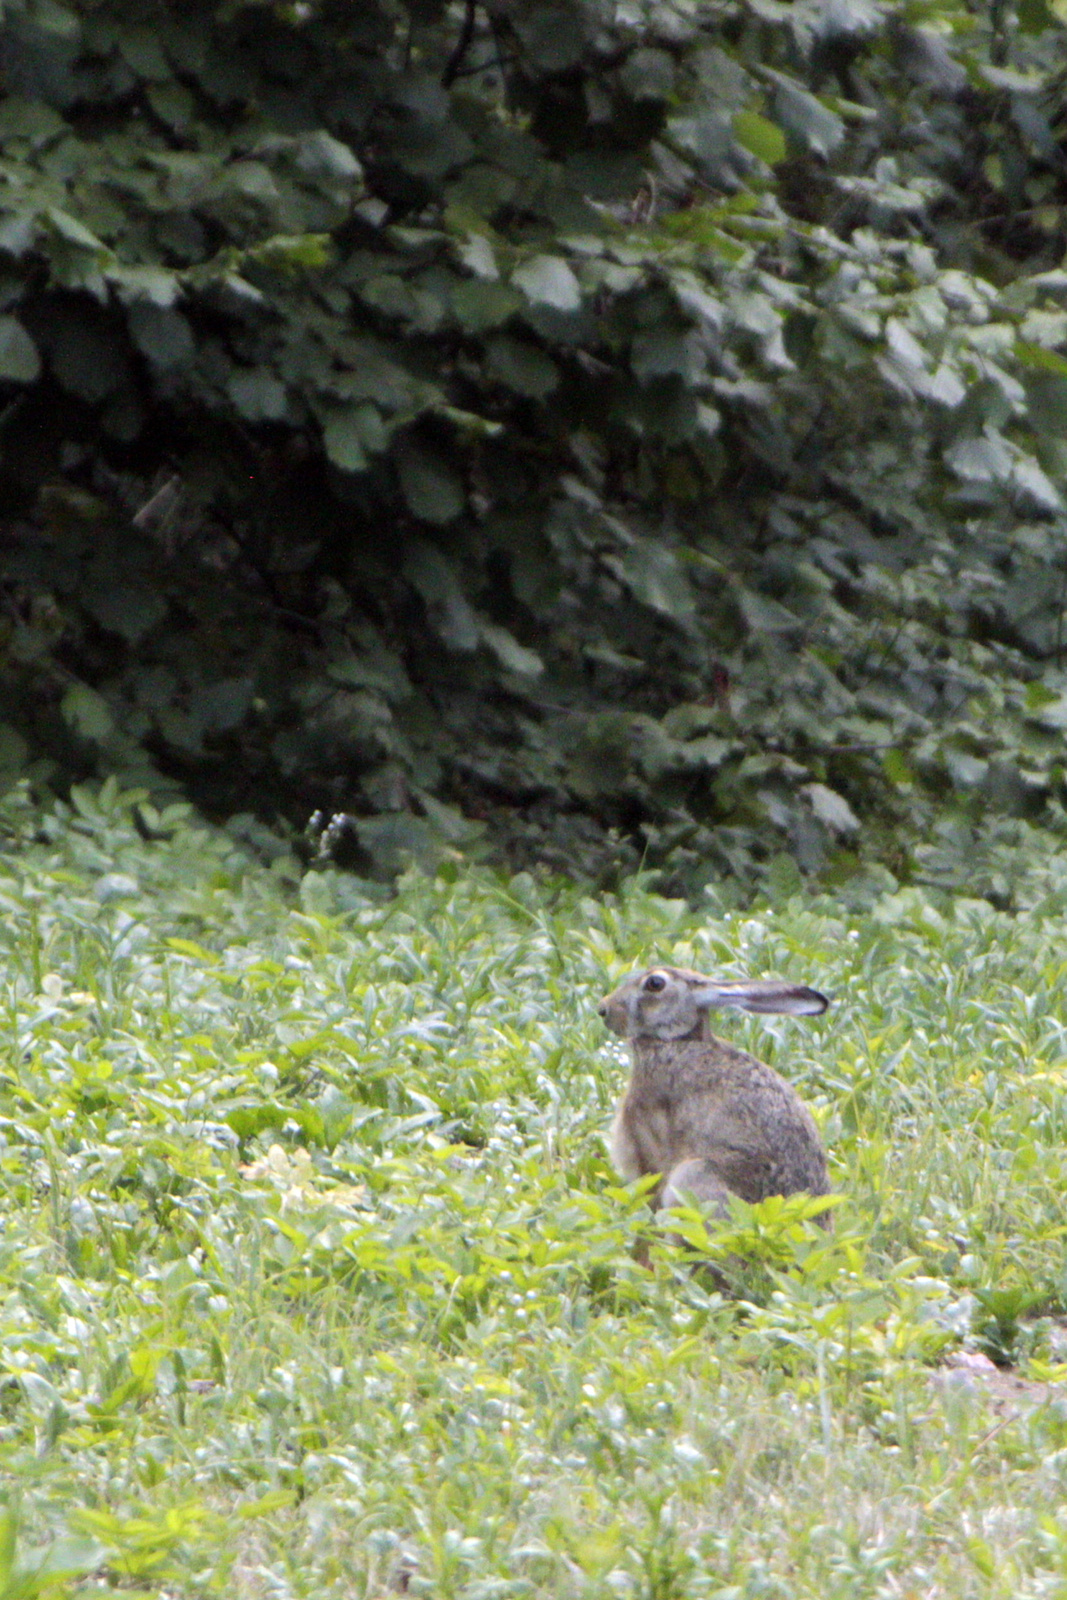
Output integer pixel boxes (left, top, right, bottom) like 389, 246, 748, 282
599, 966, 831, 1223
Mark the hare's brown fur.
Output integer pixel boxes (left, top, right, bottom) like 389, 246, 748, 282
600, 965, 830, 1219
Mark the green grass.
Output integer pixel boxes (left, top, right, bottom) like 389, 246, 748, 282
3, 779, 1067, 1597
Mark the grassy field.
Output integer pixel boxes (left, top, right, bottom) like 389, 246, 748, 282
3, 781, 1067, 1598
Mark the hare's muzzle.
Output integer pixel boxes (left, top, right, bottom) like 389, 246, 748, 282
598, 993, 629, 1037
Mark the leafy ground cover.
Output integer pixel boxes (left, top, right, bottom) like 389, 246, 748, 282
3, 781, 1067, 1597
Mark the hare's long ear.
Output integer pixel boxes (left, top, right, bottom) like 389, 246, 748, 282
690, 979, 829, 1017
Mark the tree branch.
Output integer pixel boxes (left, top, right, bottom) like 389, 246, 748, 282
442, 0, 478, 88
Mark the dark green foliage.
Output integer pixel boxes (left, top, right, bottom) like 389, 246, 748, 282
3, 0, 1067, 893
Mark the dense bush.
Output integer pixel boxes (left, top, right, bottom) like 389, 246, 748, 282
3, 0, 1067, 893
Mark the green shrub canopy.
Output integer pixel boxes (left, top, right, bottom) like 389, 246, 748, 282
3, 0, 1067, 895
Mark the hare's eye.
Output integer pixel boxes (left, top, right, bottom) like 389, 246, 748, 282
642, 973, 666, 993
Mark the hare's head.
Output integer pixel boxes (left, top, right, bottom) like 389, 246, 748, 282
599, 966, 829, 1042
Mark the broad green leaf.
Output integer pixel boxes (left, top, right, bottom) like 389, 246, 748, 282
404, 540, 479, 649
1019, 308, 1067, 347
21, 1534, 110, 1583
922, 363, 966, 407
0, 96, 66, 146
729, 291, 780, 336
417, 790, 485, 843
669, 269, 724, 330
324, 338, 425, 411
429, 403, 502, 438
451, 278, 523, 330
0, 315, 40, 381
228, 370, 288, 421
803, 781, 860, 835
1024, 685, 1067, 725
884, 318, 928, 375
1011, 456, 1062, 512
732, 110, 787, 166
250, 233, 333, 272
944, 434, 1013, 482
108, 263, 182, 306
511, 254, 582, 312
835, 171, 940, 213
195, 676, 255, 732
236, 1489, 298, 1520
396, 444, 465, 524
738, 590, 802, 634
1016, 343, 1067, 377
322, 409, 370, 473
148, 80, 196, 132
1022, 371, 1067, 432
45, 207, 107, 251
0, 211, 35, 256
83, 581, 167, 643
127, 303, 194, 371
618, 46, 675, 102
61, 684, 113, 742
456, 234, 499, 281
609, 540, 696, 627
766, 73, 845, 158
164, 938, 221, 961
486, 336, 559, 398
0, 1508, 15, 1583
883, 748, 915, 785
836, 304, 881, 340
630, 329, 702, 381
669, 111, 737, 186
479, 620, 544, 677
293, 131, 362, 180
226, 159, 279, 201
359, 273, 421, 320
118, 24, 170, 79
695, 401, 721, 437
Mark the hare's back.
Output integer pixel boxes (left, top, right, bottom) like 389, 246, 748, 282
668, 1035, 828, 1197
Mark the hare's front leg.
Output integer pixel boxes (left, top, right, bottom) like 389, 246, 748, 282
610, 1095, 674, 1204
609, 1099, 642, 1180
